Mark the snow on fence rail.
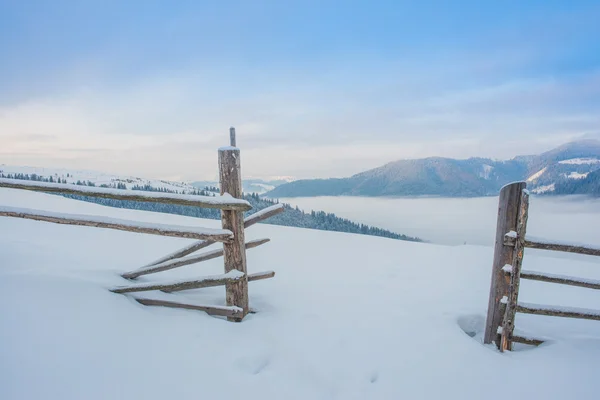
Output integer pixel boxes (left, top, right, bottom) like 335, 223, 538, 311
130, 203, 284, 275
484, 181, 600, 352
0, 177, 251, 211
0, 127, 282, 322
0, 206, 234, 242
121, 238, 271, 279
504, 234, 600, 257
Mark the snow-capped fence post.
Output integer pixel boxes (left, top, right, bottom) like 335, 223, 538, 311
484, 183, 600, 350
484, 181, 527, 346
499, 189, 529, 352
218, 127, 250, 321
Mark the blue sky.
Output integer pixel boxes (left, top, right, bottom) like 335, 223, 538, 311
1, 0, 599, 180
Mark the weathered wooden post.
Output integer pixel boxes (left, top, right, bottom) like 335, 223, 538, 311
219, 127, 249, 321
500, 188, 529, 351
484, 181, 526, 346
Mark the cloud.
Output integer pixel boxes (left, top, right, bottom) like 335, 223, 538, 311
1, 56, 599, 180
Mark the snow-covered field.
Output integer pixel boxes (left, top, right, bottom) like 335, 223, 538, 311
558, 158, 600, 165
2, 188, 600, 399
0, 164, 199, 193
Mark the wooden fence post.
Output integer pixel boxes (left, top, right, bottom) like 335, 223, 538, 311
500, 189, 529, 351
484, 181, 526, 346
219, 127, 249, 321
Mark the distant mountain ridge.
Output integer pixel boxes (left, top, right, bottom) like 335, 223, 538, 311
191, 178, 291, 195
265, 140, 600, 198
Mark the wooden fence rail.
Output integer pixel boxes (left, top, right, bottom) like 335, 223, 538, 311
132, 203, 284, 275
0, 178, 251, 211
122, 238, 270, 279
504, 268, 600, 290
0, 127, 282, 322
0, 206, 234, 242
485, 181, 600, 351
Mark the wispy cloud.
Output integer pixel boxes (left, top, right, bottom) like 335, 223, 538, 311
1, 1, 599, 180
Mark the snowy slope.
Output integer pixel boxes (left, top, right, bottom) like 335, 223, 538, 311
2, 188, 600, 399
0, 164, 199, 193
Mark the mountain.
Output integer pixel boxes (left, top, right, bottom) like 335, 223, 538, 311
265, 140, 600, 198
191, 178, 292, 195
553, 169, 600, 196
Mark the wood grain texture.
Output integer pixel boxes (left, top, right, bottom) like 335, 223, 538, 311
243, 204, 285, 228
122, 238, 270, 279
219, 147, 249, 321
511, 335, 544, 346
111, 273, 245, 294
0, 179, 251, 211
143, 240, 217, 269
484, 181, 527, 345
518, 270, 600, 290
135, 298, 244, 318
524, 240, 600, 257
0, 209, 233, 242
162, 270, 275, 293
247, 271, 275, 282
500, 189, 529, 352
517, 303, 600, 321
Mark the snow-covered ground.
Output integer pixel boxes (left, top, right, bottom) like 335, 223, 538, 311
567, 172, 589, 179
526, 167, 547, 182
2, 188, 600, 399
0, 164, 199, 193
530, 183, 555, 194
558, 158, 600, 165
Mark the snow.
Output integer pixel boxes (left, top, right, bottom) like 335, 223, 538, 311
567, 172, 589, 180
142, 240, 211, 267
480, 164, 494, 180
252, 183, 276, 191
2, 188, 600, 399
531, 183, 555, 194
505, 230, 517, 238
527, 167, 547, 182
113, 270, 246, 292
518, 302, 600, 318
525, 235, 600, 252
0, 178, 250, 207
558, 158, 600, 165
521, 270, 600, 286
0, 164, 201, 193
0, 205, 233, 238
245, 203, 285, 222
502, 265, 513, 273
218, 146, 239, 151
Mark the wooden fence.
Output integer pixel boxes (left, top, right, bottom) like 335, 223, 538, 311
0, 128, 284, 322
484, 182, 600, 351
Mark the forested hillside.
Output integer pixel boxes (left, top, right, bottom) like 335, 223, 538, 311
553, 170, 600, 196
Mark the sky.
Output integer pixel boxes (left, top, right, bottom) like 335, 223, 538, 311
1, 0, 600, 181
